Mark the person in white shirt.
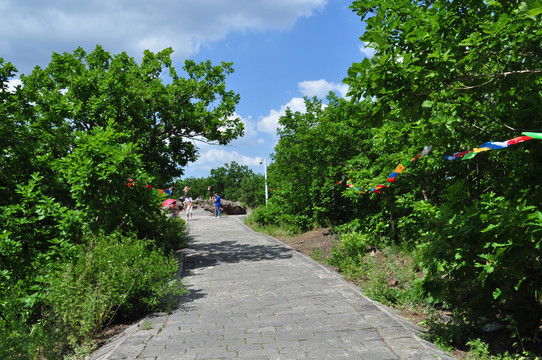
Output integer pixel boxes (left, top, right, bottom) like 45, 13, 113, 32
183, 196, 193, 220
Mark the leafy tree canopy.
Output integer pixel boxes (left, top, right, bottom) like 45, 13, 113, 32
17, 45, 244, 184
346, 0, 542, 148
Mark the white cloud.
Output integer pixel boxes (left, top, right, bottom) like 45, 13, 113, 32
4, 79, 22, 93
237, 115, 258, 143
184, 147, 264, 177
254, 78, 349, 136
359, 41, 375, 58
298, 79, 349, 98
198, 148, 263, 166
222, 113, 268, 149
256, 97, 307, 135
1, 0, 328, 72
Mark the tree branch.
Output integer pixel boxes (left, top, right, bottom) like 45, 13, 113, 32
450, 100, 520, 132
414, 68, 542, 96
456, 68, 542, 82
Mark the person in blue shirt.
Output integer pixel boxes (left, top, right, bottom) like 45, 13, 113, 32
214, 193, 221, 218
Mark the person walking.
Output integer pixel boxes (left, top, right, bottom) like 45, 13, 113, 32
207, 185, 213, 201
183, 195, 193, 221
170, 201, 179, 218
214, 193, 221, 218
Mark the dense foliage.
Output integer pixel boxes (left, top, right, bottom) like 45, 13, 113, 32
1, 46, 242, 358
250, 94, 375, 232
249, 0, 542, 352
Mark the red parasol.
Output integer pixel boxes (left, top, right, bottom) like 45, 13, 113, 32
162, 198, 176, 208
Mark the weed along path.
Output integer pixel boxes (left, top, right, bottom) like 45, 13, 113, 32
90, 208, 455, 359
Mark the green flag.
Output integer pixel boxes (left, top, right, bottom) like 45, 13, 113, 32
522, 132, 542, 140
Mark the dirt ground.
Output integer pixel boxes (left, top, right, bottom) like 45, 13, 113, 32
274, 227, 338, 262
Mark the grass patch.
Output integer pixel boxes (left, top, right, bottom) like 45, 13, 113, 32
243, 216, 302, 237
325, 232, 424, 308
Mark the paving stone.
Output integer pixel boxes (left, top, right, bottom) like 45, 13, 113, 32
89, 208, 456, 360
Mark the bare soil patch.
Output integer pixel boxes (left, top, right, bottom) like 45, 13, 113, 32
275, 227, 338, 261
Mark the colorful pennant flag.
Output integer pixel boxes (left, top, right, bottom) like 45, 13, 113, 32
146, 184, 175, 196
336, 132, 542, 198
387, 146, 432, 183
370, 184, 387, 194
444, 135, 534, 161
522, 132, 542, 140
444, 151, 472, 161
125, 177, 136, 187
339, 146, 433, 196
387, 162, 410, 183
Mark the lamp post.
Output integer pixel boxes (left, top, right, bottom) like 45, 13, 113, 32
260, 158, 268, 205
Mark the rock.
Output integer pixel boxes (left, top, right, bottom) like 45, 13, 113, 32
197, 198, 246, 215
387, 278, 399, 287
221, 200, 247, 215
481, 322, 505, 332
437, 312, 453, 324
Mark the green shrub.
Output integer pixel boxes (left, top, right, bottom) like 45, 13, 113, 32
359, 248, 423, 307
0, 282, 44, 360
327, 232, 371, 281
328, 233, 423, 307
418, 190, 542, 335
152, 216, 189, 254
45, 231, 186, 352
248, 204, 306, 234
249, 204, 281, 227
328, 232, 372, 266
422, 311, 470, 352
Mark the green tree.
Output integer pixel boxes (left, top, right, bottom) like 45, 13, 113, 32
209, 161, 265, 207
238, 171, 265, 208
19, 45, 243, 184
2, 44, 244, 242
52, 123, 180, 246
0, 59, 43, 207
251, 94, 371, 231
344, 0, 542, 339
346, 0, 542, 156
0, 46, 244, 356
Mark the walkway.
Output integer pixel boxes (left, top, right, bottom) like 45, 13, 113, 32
90, 208, 455, 359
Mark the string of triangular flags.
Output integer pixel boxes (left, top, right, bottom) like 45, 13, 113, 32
342, 132, 542, 195
374, 145, 433, 194
444, 132, 541, 160
146, 184, 174, 196
125, 178, 175, 196
388, 145, 433, 182
339, 146, 432, 194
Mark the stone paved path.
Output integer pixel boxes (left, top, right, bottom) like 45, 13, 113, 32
90, 209, 455, 359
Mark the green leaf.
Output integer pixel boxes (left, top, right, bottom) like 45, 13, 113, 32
516, 0, 542, 18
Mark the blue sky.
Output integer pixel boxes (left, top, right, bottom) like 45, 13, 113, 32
2, 0, 370, 179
